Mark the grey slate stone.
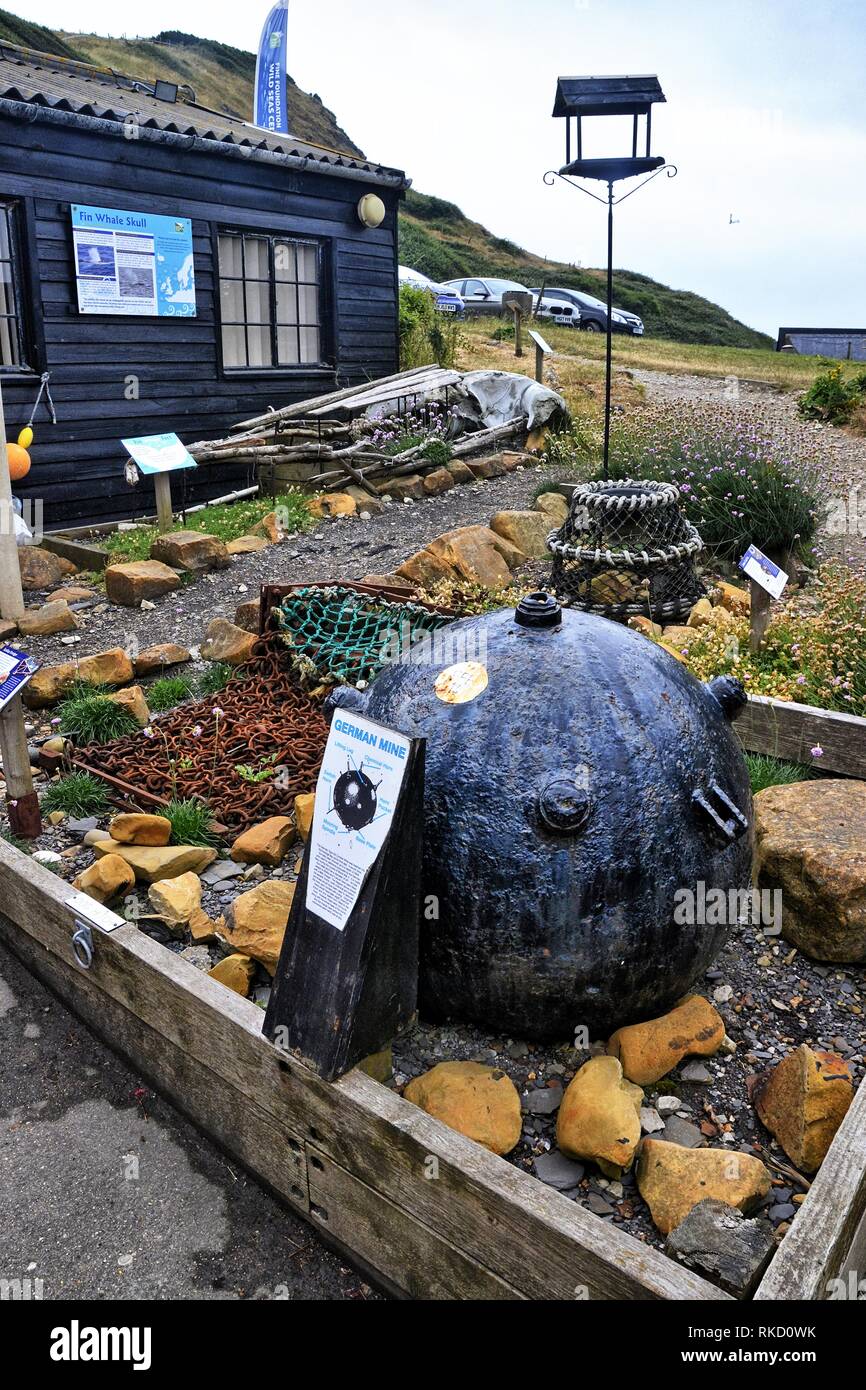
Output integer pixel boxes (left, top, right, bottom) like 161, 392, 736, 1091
532, 1151, 585, 1191
665, 1198, 775, 1297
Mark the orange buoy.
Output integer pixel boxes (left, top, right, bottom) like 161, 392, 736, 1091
5, 441, 31, 481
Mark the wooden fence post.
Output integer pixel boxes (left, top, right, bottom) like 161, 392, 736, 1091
0, 379, 40, 837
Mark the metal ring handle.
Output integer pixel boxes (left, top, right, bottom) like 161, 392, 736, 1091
71, 925, 93, 970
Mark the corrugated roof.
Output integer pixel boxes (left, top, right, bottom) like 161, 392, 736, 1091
0, 42, 407, 185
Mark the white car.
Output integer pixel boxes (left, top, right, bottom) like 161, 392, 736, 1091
441, 276, 579, 325
398, 265, 465, 314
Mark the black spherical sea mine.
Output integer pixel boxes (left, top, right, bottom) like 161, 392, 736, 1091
330, 596, 752, 1041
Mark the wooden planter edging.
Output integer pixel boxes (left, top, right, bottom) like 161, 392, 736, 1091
0, 837, 863, 1301
737, 695, 866, 780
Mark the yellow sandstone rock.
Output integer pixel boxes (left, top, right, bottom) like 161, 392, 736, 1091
24, 648, 134, 707
607, 995, 725, 1085
230, 816, 296, 867
200, 617, 258, 666
93, 840, 216, 883
308, 492, 357, 518
687, 597, 714, 628
636, 1139, 771, 1236
489, 510, 553, 559
104, 559, 180, 607
208, 954, 255, 997
133, 643, 191, 676
294, 792, 315, 841
628, 615, 663, 639
189, 906, 224, 944
753, 1044, 854, 1172
715, 581, 750, 617
109, 813, 172, 846
556, 1055, 643, 1178
73, 853, 136, 905
219, 880, 296, 975
148, 871, 202, 926
403, 1061, 521, 1156
107, 684, 150, 728
534, 492, 569, 525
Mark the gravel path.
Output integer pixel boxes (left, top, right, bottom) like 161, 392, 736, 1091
22, 464, 551, 671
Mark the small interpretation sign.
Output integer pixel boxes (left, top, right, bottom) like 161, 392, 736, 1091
739, 544, 789, 600
0, 644, 39, 713
307, 711, 411, 931
121, 433, 197, 476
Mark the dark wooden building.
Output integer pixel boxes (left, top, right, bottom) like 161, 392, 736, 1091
0, 42, 407, 527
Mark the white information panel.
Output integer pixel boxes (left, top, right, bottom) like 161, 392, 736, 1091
306, 711, 410, 931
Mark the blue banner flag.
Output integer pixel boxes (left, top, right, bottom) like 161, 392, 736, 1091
254, 1, 290, 134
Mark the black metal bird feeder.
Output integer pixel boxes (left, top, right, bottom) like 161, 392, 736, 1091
546, 74, 676, 477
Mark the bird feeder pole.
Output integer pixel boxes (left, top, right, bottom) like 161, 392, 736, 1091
546, 75, 676, 479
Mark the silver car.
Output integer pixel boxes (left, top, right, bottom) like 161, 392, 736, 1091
443, 276, 579, 325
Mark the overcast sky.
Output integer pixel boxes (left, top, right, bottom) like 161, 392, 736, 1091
8, 0, 865, 335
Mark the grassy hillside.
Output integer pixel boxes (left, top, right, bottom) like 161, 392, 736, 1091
0, 12, 363, 155
399, 191, 772, 349
0, 11, 770, 347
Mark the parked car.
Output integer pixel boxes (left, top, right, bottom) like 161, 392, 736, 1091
443, 276, 579, 325
398, 265, 464, 315
529, 286, 644, 336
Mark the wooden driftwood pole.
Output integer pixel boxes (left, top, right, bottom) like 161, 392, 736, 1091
0, 378, 41, 837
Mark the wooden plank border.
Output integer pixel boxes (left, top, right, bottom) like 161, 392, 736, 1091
0, 837, 724, 1302
736, 695, 866, 779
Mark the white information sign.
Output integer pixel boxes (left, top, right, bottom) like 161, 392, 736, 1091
306, 711, 411, 932
0, 643, 39, 713
121, 433, 197, 475
738, 544, 789, 600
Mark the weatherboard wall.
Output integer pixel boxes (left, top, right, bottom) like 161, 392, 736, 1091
0, 113, 401, 526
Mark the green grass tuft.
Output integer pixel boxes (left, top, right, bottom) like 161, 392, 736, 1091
147, 676, 194, 712
197, 663, 236, 697
163, 797, 219, 848
41, 772, 111, 818
745, 753, 815, 795
58, 685, 139, 746
103, 490, 313, 564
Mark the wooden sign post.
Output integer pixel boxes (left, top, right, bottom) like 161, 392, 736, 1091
265, 711, 425, 1082
529, 328, 552, 383
502, 290, 533, 360
739, 544, 789, 655
0, 379, 41, 837
122, 433, 197, 533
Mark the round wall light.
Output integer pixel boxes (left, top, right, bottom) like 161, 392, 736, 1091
356, 193, 386, 228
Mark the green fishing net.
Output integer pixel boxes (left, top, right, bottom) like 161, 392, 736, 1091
275, 585, 453, 687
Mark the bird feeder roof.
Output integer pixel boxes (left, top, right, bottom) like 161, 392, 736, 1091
553, 75, 666, 118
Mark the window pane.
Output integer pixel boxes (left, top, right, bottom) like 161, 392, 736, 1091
244, 279, 271, 325
246, 324, 272, 367
219, 277, 244, 323
277, 325, 299, 364
274, 241, 296, 281
297, 283, 318, 325
243, 237, 269, 280
296, 243, 318, 283
275, 281, 298, 325
221, 324, 246, 367
218, 234, 243, 279
299, 325, 320, 362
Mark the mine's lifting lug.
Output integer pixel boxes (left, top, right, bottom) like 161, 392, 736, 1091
692, 781, 749, 842
67, 891, 125, 971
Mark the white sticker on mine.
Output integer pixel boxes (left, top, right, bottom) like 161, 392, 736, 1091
434, 661, 488, 704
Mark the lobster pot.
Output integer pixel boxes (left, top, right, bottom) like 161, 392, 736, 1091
547, 479, 705, 622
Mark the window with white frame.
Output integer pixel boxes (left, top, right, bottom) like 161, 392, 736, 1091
217, 230, 323, 369
0, 201, 28, 370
